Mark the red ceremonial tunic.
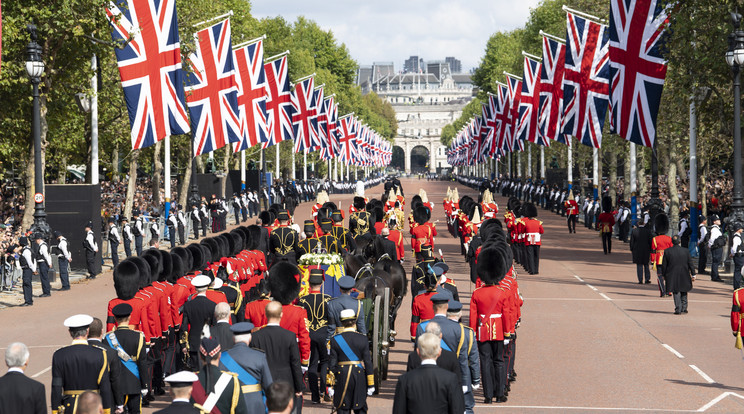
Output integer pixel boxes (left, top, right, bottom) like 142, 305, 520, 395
281, 304, 311, 365
410, 291, 437, 338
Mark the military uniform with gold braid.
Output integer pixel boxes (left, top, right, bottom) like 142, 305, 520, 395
269, 210, 299, 265
318, 218, 341, 254
300, 269, 334, 403
327, 309, 374, 414
296, 220, 320, 258
107, 304, 150, 414
330, 210, 356, 252
349, 196, 372, 238
52, 314, 113, 414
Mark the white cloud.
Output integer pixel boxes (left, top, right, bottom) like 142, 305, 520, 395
250, 0, 539, 72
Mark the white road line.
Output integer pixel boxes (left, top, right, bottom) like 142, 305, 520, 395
689, 365, 715, 384
697, 392, 744, 411
574, 275, 585, 282
586, 284, 598, 291
599, 293, 612, 301
31, 366, 51, 378
473, 404, 696, 412
662, 344, 685, 359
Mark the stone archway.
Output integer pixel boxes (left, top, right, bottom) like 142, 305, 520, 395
391, 146, 405, 171
410, 145, 429, 173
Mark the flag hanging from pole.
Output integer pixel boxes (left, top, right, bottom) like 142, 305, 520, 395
609, 0, 670, 148
538, 35, 568, 145
233, 38, 269, 151
506, 75, 524, 152
311, 86, 325, 152
517, 56, 548, 146
291, 76, 319, 152
561, 12, 610, 148
337, 115, 357, 164
263, 55, 294, 148
494, 83, 511, 157
106, 0, 190, 150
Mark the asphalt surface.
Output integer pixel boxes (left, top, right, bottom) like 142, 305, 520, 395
2, 178, 742, 413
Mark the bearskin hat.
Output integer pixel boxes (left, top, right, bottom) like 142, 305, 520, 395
507, 197, 521, 213
171, 247, 192, 272
602, 196, 613, 213
267, 261, 301, 305
353, 196, 366, 210
259, 211, 272, 226
411, 195, 422, 206
477, 245, 510, 284
169, 253, 183, 283
479, 218, 504, 241
322, 202, 338, 212
524, 202, 538, 219
228, 231, 242, 255
246, 226, 261, 250
413, 206, 429, 225
317, 207, 332, 222
216, 235, 230, 258
187, 244, 205, 272
200, 245, 212, 268
140, 253, 160, 283
373, 207, 384, 224
201, 238, 220, 263
160, 250, 173, 282
654, 213, 670, 236
142, 249, 163, 277
128, 256, 152, 289
113, 260, 140, 300
331, 210, 344, 223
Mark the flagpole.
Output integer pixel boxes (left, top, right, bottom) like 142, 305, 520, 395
276, 143, 280, 180
540, 146, 545, 181
521, 51, 542, 61
165, 135, 171, 219
567, 138, 573, 190
517, 152, 522, 178
292, 73, 317, 85
241, 150, 246, 191
264, 50, 291, 63
539, 30, 566, 44
630, 143, 637, 226
192, 10, 234, 28
561, 5, 607, 24
593, 147, 599, 199
233, 34, 267, 50
292, 150, 296, 180
527, 144, 532, 179
303, 151, 308, 180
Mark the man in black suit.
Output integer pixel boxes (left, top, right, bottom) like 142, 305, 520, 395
180, 275, 216, 369
406, 322, 461, 377
0, 342, 46, 414
155, 371, 203, 414
377, 230, 399, 261
250, 301, 304, 413
662, 235, 696, 314
393, 332, 465, 414
210, 302, 235, 351
87, 317, 123, 412
630, 221, 653, 284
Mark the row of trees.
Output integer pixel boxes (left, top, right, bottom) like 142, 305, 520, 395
0, 0, 397, 229
442, 0, 739, 224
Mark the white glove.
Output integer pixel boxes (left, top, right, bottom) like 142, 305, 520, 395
367, 387, 375, 396
301, 365, 308, 374
462, 385, 468, 394
327, 388, 335, 398
141, 389, 148, 397
472, 383, 480, 391
504, 339, 510, 345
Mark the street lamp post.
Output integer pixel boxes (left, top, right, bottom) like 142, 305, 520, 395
26, 24, 51, 240
727, 12, 744, 229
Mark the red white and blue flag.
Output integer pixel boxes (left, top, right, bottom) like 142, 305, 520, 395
480, 99, 497, 161
518, 56, 548, 146
506, 75, 524, 152
310, 86, 325, 151
233, 38, 269, 151
337, 115, 357, 164
609, 0, 670, 148
106, 0, 190, 150
561, 12, 610, 148
320, 97, 339, 160
494, 83, 511, 157
185, 19, 242, 156
263, 55, 294, 148
291, 77, 319, 152
538, 35, 568, 145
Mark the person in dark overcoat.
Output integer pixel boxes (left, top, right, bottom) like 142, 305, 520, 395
630, 221, 653, 284
662, 236, 696, 314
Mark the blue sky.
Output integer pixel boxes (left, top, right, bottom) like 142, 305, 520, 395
250, 0, 540, 72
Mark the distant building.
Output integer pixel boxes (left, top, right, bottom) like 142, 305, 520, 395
426, 61, 450, 81
404, 56, 423, 73
445, 57, 462, 73
372, 62, 395, 82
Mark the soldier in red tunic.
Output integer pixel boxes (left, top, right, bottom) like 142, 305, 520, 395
598, 197, 616, 254
522, 203, 544, 275
564, 191, 579, 233
410, 268, 440, 340
651, 213, 673, 297
268, 261, 311, 368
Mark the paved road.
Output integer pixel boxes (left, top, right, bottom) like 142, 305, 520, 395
2, 178, 742, 413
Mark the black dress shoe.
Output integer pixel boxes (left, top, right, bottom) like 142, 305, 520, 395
39, 293, 51, 297
638, 281, 643, 284
682, 310, 688, 314
496, 396, 508, 403
645, 280, 651, 284
674, 311, 681, 315
60, 287, 70, 291
484, 397, 493, 404
20, 303, 32, 307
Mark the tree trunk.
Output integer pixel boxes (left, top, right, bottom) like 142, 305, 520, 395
58, 155, 68, 184
220, 147, 230, 198
667, 141, 680, 231
112, 143, 120, 183
196, 155, 205, 174
124, 151, 140, 220
152, 141, 163, 212
609, 150, 618, 206
178, 159, 192, 209
639, 146, 648, 199
623, 145, 631, 200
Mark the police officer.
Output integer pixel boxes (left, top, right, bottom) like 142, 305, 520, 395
18, 236, 36, 307
133, 210, 144, 256
167, 208, 178, 249
190, 204, 201, 240
107, 303, 149, 414
200, 202, 210, 237
83, 222, 99, 279
51, 314, 112, 414
299, 269, 332, 403
269, 210, 299, 265
218, 322, 273, 413
121, 217, 133, 258
328, 276, 367, 335
708, 215, 724, 282
34, 233, 52, 297
55, 231, 72, 291
108, 218, 121, 267
731, 222, 744, 290
327, 309, 374, 414
177, 205, 187, 245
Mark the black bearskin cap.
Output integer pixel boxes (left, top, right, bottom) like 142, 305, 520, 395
411, 195, 422, 206
655, 213, 669, 236
187, 244, 205, 272
230, 230, 245, 253
142, 249, 164, 280
353, 197, 366, 210
215, 235, 229, 258
259, 211, 272, 226
113, 260, 140, 300
201, 238, 220, 263
373, 207, 384, 224
322, 202, 338, 212
247, 226, 261, 250
479, 218, 504, 241
267, 261, 301, 305
507, 197, 521, 213
317, 207, 332, 222
161, 251, 173, 282
524, 203, 538, 219
602, 196, 612, 213
477, 245, 510, 284
140, 253, 161, 283
128, 256, 152, 289
171, 247, 192, 272
200, 245, 212, 269
169, 253, 183, 283
413, 206, 429, 225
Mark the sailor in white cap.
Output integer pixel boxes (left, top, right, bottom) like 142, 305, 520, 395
179, 274, 216, 369
51, 314, 113, 414
327, 309, 374, 413
155, 371, 202, 414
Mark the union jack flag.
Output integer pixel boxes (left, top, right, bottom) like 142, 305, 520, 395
185, 19, 241, 156
506, 75, 524, 152
263, 55, 294, 148
311, 86, 325, 151
561, 12, 610, 148
494, 83, 511, 157
337, 115, 357, 164
481, 99, 497, 161
291, 77, 319, 153
609, 0, 670, 147
518, 57, 548, 146
233, 39, 268, 152
321, 97, 340, 159
486, 93, 503, 158
106, 0, 190, 150
538, 35, 568, 145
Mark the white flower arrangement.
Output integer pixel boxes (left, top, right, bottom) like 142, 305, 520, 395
298, 253, 343, 266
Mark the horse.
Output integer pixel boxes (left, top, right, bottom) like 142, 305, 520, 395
362, 238, 407, 339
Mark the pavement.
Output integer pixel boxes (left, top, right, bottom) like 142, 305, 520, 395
2, 178, 743, 413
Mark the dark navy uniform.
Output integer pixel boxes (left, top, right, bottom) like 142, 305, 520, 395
192, 364, 247, 414
179, 295, 216, 369
416, 314, 470, 403
349, 211, 372, 238
269, 225, 299, 265
299, 290, 333, 402
318, 233, 341, 254
51, 340, 112, 414
328, 328, 374, 414
331, 225, 356, 253
296, 237, 320, 258
328, 294, 367, 335
219, 342, 273, 413
104, 325, 149, 413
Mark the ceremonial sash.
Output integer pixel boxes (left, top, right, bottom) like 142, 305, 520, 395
334, 335, 363, 369
418, 321, 452, 351
105, 333, 139, 379
220, 352, 259, 388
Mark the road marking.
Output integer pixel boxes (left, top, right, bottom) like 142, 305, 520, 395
586, 284, 598, 291
697, 392, 744, 411
599, 293, 612, 301
662, 344, 685, 359
574, 275, 585, 282
473, 404, 695, 412
31, 366, 51, 378
689, 364, 715, 384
